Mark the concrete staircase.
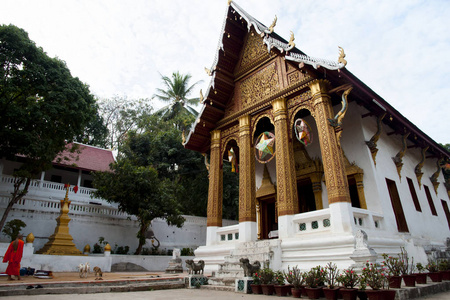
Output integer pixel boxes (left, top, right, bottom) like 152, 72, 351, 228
208, 239, 281, 288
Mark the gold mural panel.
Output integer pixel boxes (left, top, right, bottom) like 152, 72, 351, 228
237, 29, 270, 73
240, 62, 280, 109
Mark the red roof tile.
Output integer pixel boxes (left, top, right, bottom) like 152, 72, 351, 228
53, 143, 114, 172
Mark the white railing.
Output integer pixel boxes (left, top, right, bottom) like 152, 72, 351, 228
0, 196, 131, 219
292, 208, 332, 233
0, 175, 99, 202
351, 207, 384, 231
217, 224, 239, 242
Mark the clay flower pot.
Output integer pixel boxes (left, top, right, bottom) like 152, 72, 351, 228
440, 270, 450, 281
357, 289, 368, 300
323, 287, 340, 300
388, 276, 402, 288
402, 274, 416, 287
305, 287, 322, 299
340, 288, 358, 300
382, 290, 396, 300
415, 273, 427, 284
250, 284, 262, 294
365, 290, 382, 300
428, 272, 442, 282
261, 284, 275, 295
291, 288, 302, 298
274, 285, 288, 296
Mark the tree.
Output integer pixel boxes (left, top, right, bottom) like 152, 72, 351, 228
92, 140, 185, 254
153, 71, 201, 131
0, 24, 104, 231
97, 95, 153, 151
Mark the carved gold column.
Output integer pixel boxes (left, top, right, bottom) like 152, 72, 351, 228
273, 98, 299, 215
354, 173, 367, 209
239, 115, 256, 222
207, 130, 223, 227
310, 173, 323, 210
309, 79, 351, 204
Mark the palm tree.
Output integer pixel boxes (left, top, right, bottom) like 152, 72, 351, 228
153, 72, 201, 131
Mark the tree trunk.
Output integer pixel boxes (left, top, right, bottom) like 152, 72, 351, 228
0, 177, 31, 232
134, 219, 150, 255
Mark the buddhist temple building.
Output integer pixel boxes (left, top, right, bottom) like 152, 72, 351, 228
183, 1, 450, 272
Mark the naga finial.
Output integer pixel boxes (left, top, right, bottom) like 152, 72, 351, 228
288, 31, 295, 48
268, 15, 277, 33
199, 89, 204, 103
338, 46, 347, 67
182, 130, 186, 144
228, 0, 232, 6
204, 67, 212, 76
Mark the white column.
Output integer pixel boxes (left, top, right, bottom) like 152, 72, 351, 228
77, 169, 82, 187
206, 226, 219, 246
39, 171, 45, 188
239, 221, 257, 242
329, 202, 356, 234
277, 215, 295, 238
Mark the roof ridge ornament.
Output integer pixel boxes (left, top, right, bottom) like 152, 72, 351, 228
285, 46, 347, 70
228, 0, 232, 6
288, 31, 295, 48
266, 15, 277, 34
338, 46, 347, 67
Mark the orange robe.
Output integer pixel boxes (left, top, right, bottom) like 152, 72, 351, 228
2, 239, 24, 276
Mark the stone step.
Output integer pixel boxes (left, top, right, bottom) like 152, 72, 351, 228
200, 284, 235, 292
0, 280, 185, 297
206, 277, 236, 287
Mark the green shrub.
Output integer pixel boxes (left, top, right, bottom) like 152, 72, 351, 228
2, 219, 26, 241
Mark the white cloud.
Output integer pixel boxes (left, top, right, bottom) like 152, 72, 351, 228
1, 0, 449, 143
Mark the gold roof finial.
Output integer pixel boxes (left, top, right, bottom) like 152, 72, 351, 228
338, 46, 347, 67
182, 130, 186, 144
288, 31, 295, 48
204, 67, 212, 76
228, 0, 232, 5
268, 15, 277, 33
199, 89, 204, 103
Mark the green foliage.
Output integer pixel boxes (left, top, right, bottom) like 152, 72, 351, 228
92, 134, 185, 254
113, 245, 130, 255
153, 71, 200, 132
325, 262, 339, 288
97, 96, 153, 150
426, 259, 439, 272
381, 253, 402, 276
283, 265, 304, 289
181, 248, 195, 256
258, 268, 274, 284
416, 262, 425, 273
337, 268, 359, 289
0, 24, 104, 231
92, 236, 109, 253
274, 270, 285, 285
252, 271, 261, 285
2, 219, 26, 241
305, 266, 327, 288
361, 261, 386, 290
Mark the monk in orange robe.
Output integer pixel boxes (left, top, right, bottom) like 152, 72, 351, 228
2, 234, 24, 280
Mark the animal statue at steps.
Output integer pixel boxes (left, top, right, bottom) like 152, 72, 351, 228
239, 258, 261, 277
185, 259, 205, 275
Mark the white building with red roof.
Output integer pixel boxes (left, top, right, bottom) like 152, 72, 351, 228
0, 143, 210, 257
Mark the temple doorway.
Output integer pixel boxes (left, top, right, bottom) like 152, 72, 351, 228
258, 196, 278, 240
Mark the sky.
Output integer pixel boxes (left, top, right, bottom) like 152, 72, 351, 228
1, 0, 449, 144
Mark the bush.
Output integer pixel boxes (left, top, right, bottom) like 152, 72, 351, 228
181, 247, 194, 256
2, 219, 26, 241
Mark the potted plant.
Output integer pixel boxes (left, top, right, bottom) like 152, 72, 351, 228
284, 265, 304, 298
361, 261, 385, 300
426, 260, 442, 282
274, 270, 289, 296
438, 259, 450, 281
337, 267, 360, 300
415, 262, 427, 284
398, 247, 416, 287
381, 253, 402, 288
259, 267, 275, 295
323, 262, 340, 300
357, 277, 368, 300
250, 271, 262, 294
304, 265, 327, 299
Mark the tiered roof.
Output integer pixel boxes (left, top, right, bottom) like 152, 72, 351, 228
53, 142, 114, 172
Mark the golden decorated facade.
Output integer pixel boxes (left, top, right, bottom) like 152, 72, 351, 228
184, 1, 450, 243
